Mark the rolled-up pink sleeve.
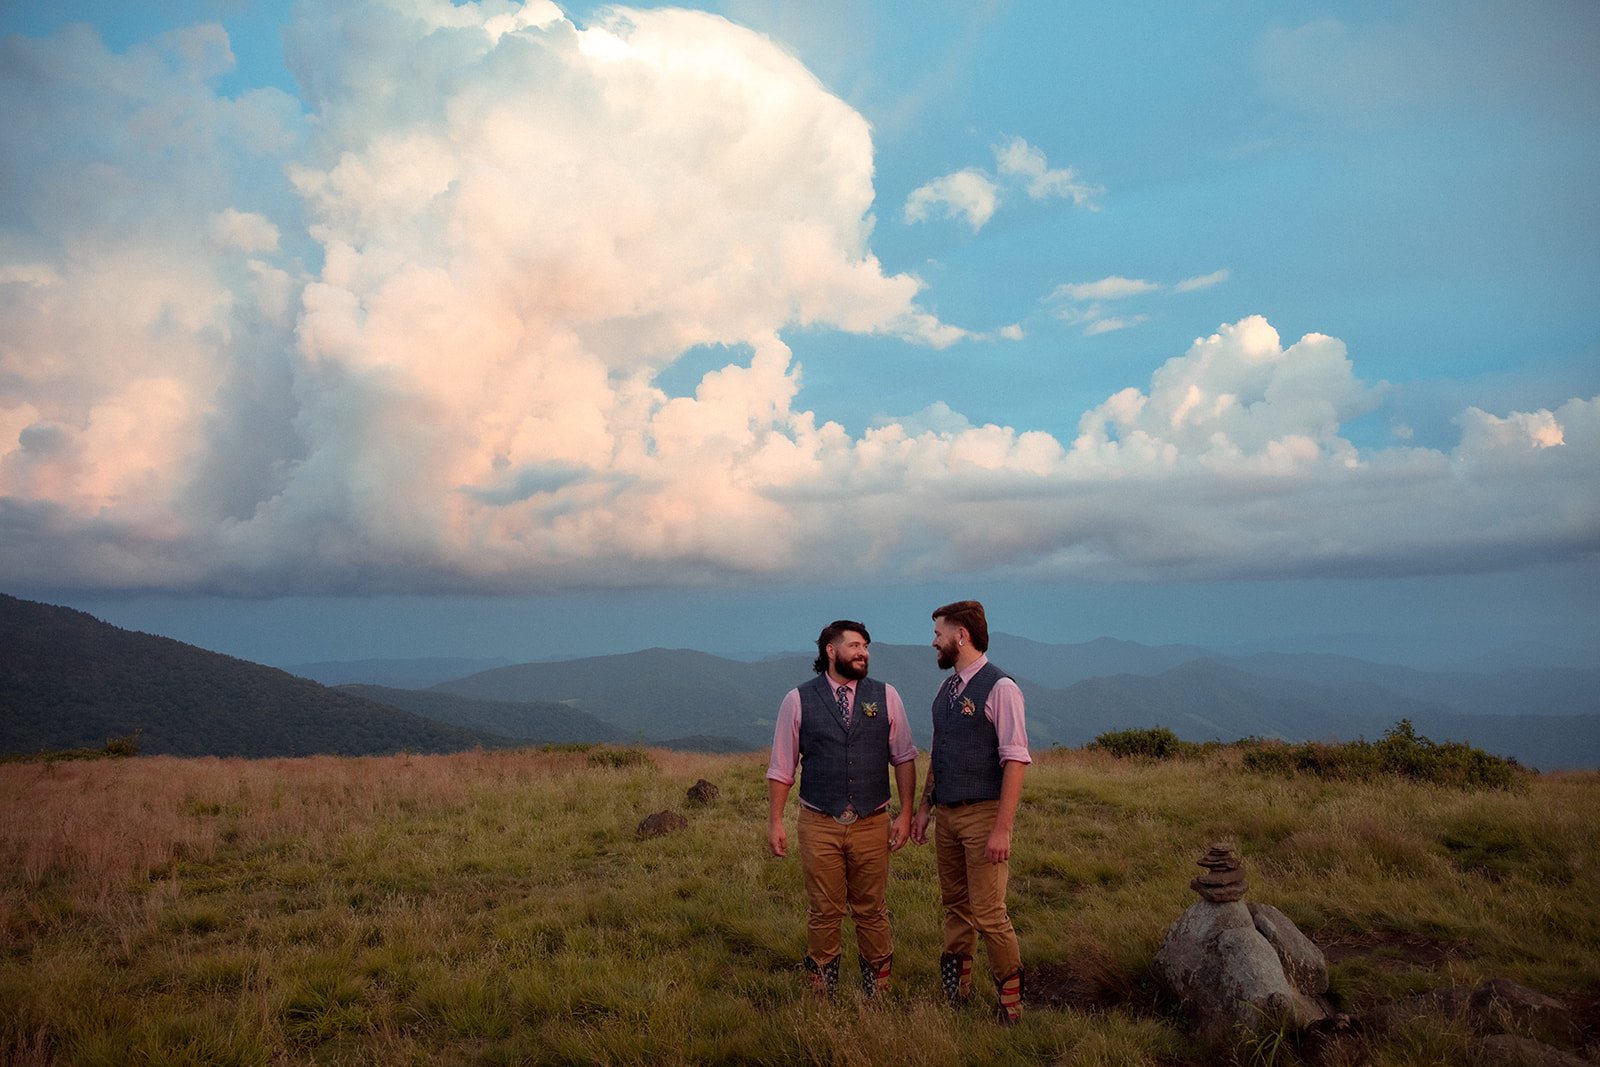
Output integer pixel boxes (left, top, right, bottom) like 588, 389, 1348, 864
986, 677, 1031, 765
765, 688, 803, 784
885, 684, 918, 766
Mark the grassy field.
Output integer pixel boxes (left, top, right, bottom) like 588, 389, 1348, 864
2, 745, 1596, 1065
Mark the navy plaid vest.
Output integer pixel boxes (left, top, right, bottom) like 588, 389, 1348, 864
796, 674, 892, 817
931, 662, 1009, 805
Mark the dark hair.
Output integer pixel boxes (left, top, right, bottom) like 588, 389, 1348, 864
931, 600, 988, 653
813, 619, 870, 674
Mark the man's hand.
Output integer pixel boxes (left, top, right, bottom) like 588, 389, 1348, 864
910, 804, 932, 846
985, 824, 1012, 864
889, 810, 912, 852
985, 760, 1025, 864
767, 779, 791, 858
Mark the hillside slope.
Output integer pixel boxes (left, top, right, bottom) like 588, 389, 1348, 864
289, 657, 513, 688
0, 594, 506, 757
434, 647, 802, 746
338, 685, 624, 745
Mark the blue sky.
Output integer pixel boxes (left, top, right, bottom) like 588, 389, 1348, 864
2, 1, 1596, 668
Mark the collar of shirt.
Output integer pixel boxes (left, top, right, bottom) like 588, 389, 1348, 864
950, 654, 989, 694
825, 676, 857, 700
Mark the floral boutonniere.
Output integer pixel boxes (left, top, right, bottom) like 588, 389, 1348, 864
960, 697, 977, 717
860, 702, 879, 718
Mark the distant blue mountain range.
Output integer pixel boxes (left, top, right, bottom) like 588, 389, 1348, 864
413, 633, 1599, 769
5, 593, 1596, 769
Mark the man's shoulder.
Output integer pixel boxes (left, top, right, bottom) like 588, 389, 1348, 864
861, 677, 900, 704
794, 674, 852, 702
993, 673, 1022, 693
975, 660, 1015, 682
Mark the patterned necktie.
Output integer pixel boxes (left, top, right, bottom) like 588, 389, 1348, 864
836, 684, 852, 728
944, 674, 962, 711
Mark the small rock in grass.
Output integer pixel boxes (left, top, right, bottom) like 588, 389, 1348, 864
686, 779, 720, 805
637, 810, 688, 838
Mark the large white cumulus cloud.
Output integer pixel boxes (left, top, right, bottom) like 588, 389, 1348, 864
1, 1, 1596, 594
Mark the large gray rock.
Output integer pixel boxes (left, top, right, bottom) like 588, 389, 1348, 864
1158, 843, 1332, 1040
1248, 902, 1329, 996
1157, 899, 1330, 1039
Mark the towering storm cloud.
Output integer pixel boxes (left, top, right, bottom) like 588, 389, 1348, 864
1, 1, 1595, 594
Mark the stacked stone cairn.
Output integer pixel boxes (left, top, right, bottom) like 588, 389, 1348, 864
1192, 842, 1249, 902
1156, 842, 1331, 1041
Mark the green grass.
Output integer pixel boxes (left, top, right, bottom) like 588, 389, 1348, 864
2, 746, 1596, 1065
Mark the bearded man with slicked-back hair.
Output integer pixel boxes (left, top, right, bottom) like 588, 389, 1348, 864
766, 619, 918, 1000
911, 599, 1031, 1024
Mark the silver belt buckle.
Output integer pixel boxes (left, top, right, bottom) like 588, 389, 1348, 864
834, 808, 858, 825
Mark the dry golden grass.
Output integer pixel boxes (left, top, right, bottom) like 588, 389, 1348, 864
2, 745, 1596, 1065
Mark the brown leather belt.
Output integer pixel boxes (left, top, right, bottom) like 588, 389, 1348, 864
803, 805, 887, 825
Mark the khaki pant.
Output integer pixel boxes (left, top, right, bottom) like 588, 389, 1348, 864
797, 807, 892, 966
934, 800, 1021, 980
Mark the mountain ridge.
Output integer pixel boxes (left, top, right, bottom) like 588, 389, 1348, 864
0, 594, 511, 757
336, 685, 625, 746
4, 593, 1596, 768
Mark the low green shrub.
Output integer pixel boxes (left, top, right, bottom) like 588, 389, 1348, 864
1374, 719, 1522, 789
1241, 720, 1525, 790
585, 745, 653, 769
1, 731, 142, 764
1089, 726, 1199, 760
101, 732, 142, 758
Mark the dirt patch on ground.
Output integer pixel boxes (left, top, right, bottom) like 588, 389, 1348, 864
1317, 929, 1467, 970
1026, 960, 1128, 1012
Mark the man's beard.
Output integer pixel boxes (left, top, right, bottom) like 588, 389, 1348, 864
834, 655, 868, 681
935, 643, 957, 671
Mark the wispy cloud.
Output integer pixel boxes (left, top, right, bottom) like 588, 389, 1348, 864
1256, 11, 1600, 127
993, 136, 1100, 208
903, 168, 998, 231
1050, 270, 1230, 335
904, 136, 1101, 233
1082, 316, 1146, 336
1174, 269, 1230, 293
1051, 276, 1161, 302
